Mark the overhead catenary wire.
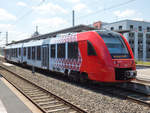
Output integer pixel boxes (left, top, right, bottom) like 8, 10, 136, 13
78, 0, 136, 19
12, 0, 45, 25
7, 0, 136, 44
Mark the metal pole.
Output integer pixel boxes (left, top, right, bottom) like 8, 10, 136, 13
72, 10, 75, 27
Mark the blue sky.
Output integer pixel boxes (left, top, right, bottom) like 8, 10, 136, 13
0, 0, 149, 45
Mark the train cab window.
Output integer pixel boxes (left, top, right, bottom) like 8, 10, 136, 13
87, 41, 96, 56
24, 48, 26, 56
32, 47, 35, 60
68, 42, 78, 59
37, 46, 41, 60
57, 43, 65, 58
51, 44, 55, 58
28, 47, 31, 59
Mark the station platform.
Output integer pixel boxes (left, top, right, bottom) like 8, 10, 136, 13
0, 75, 41, 113
136, 67, 150, 82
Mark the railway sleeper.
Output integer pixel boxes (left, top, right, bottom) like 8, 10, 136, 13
32, 95, 50, 100
23, 89, 43, 93
29, 93, 48, 97
42, 104, 64, 109
35, 98, 55, 103
22, 87, 39, 90
38, 100, 60, 106
46, 107, 70, 113
26, 91, 45, 95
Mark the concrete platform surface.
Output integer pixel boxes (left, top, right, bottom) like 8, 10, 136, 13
137, 68, 150, 82
0, 76, 32, 113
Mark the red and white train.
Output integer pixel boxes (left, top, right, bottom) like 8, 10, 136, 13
5, 30, 137, 82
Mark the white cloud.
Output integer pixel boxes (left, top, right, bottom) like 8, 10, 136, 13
64, 0, 80, 3
0, 8, 17, 21
113, 9, 135, 18
73, 3, 92, 13
17, 2, 27, 7
0, 24, 15, 32
133, 18, 144, 21
0, 23, 30, 44
33, 3, 67, 15
0, 24, 30, 45
74, 3, 86, 11
32, 17, 69, 33
9, 31, 30, 42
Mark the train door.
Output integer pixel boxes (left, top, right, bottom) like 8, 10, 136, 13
21, 47, 23, 63
78, 40, 87, 71
42, 44, 49, 69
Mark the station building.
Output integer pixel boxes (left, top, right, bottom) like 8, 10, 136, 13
93, 20, 150, 61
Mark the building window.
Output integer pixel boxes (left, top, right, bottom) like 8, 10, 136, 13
138, 26, 142, 31
130, 25, 133, 30
110, 27, 114, 31
28, 47, 31, 59
138, 33, 143, 38
57, 43, 65, 58
24, 48, 26, 56
37, 46, 41, 60
119, 26, 122, 30
147, 27, 150, 32
129, 39, 132, 44
87, 41, 96, 56
50, 44, 55, 58
32, 47, 35, 60
129, 32, 134, 37
146, 34, 150, 38
68, 42, 78, 59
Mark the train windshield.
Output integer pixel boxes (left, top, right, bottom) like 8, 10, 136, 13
97, 31, 131, 59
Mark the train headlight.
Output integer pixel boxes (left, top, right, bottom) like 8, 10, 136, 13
114, 61, 117, 64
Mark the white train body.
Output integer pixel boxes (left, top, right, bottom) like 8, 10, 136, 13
5, 33, 82, 74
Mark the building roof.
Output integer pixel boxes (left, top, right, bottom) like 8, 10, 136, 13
105, 19, 150, 25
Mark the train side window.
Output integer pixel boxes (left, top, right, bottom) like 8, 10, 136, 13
19, 48, 21, 56
24, 48, 26, 56
51, 44, 55, 58
10, 49, 12, 57
28, 47, 31, 59
37, 46, 41, 60
87, 41, 96, 56
68, 42, 78, 59
16, 48, 17, 57
13, 49, 14, 57
57, 43, 65, 58
32, 47, 35, 60
13, 49, 15, 57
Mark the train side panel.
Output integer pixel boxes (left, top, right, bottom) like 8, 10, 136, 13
77, 32, 115, 82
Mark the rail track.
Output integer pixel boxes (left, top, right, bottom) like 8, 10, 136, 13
92, 82, 150, 107
0, 61, 150, 112
0, 65, 87, 113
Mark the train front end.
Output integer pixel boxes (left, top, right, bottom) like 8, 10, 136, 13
96, 31, 137, 82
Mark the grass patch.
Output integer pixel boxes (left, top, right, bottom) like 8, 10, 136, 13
136, 61, 150, 66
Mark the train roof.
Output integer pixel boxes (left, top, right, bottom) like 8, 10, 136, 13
5, 43, 23, 49
7, 25, 96, 46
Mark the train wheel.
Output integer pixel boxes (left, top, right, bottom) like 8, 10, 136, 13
80, 73, 88, 83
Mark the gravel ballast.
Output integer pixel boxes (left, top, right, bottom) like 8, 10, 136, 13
1, 63, 150, 113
